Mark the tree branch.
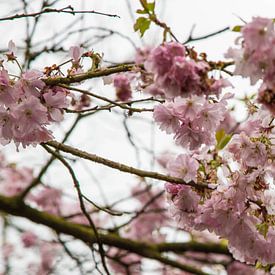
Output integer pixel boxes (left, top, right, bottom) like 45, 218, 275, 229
45, 140, 210, 189
41, 144, 111, 275
60, 84, 153, 113
44, 64, 137, 86
183, 26, 230, 44
0, 6, 119, 21
0, 194, 228, 274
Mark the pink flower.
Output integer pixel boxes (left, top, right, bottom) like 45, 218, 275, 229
227, 132, 268, 168
12, 70, 45, 101
144, 83, 165, 97
15, 126, 53, 148
167, 185, 200, 230
0, 69, 15, 105
225, 47, 262, 85
153, 103, 180, 134
135, 46, 152, 64
165, 182, 181, 195
194, 99, 226, 131
156, 151, 174, 168
226, 17, 275, 87
21, 231, 38, 247
175, 122, 212, 150
12, 96, 48, 136
167, 154, 199, 182
6, 40, 17, 61
154, 96, 228, 150
113, 74, 132, 101
8, 40, 16, 54
258, 84, 275, 115
173, 95, 204, 121
210, 78, 232, 96
68, 46, 84, 75
43, 86, 69, 122
0, 107, 15, 143
160, 57, 208, 99
21, 69, 45, 91
69, 46, 83, 62
242, 17, 274, 53
0, 69, 9, 87
145, 42, 185, 76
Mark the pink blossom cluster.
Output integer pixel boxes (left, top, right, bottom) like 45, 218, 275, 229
0, 66, 69, 148
153, 94, 230, 150
136, 42, 232, 150
226, 17, 275, 114
165, 109, 275, 265
144, 42, 229, 99
139, 18, 275, 268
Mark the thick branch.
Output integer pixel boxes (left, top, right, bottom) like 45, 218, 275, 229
45, 140, 210, 189
157, 241, 229, 255
0, 194, 228, 274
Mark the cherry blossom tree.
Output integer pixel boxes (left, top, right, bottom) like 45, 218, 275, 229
0, 0, 274, 274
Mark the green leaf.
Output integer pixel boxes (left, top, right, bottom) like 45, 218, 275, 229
146, 2, 155, 12
232, 25, 242, 32
216, 129, 232, 150
219, 134, 232, 150
216, 129, 225, 144
139, 0, 155, 13
136, 9, 147, 14
256, 261, 263, 269
134, 17, 151, 37
255, 261, 271, 272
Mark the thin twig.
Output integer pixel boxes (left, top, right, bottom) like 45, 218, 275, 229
41, 144, 111, 275
60, 84, 154, 113
0, 6, 119, 21
19, 114, 82, 200
183, 26, 230, 44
